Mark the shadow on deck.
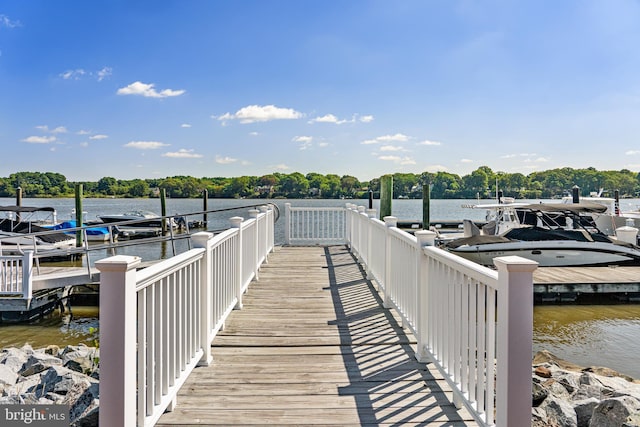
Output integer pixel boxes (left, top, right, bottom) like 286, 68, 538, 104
155, 245, 477, 426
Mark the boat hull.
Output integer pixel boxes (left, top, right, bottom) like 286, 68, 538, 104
448, 240, 640, 267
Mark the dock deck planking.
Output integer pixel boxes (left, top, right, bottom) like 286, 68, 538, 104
155, 246, 478, 426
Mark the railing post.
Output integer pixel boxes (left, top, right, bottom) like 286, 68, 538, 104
494, 256, 538, 427
260, 205, 270, 262
365, 209, 376, 280
96, 255, 141, 427
345, 204, 353, 247
249, 209, 260, 281
192, 232, 213, 367
230, 216, 244, 310
21, 251, 33, 301
383, 216, 397, 308
284, 203, 291, 245
414, 230, 436, 363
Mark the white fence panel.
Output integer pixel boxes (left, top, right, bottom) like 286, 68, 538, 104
284, 204, 347, 245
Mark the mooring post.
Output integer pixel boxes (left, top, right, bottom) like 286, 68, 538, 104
572, 185, 580, 203
16, 187, 22, 222
615, 189, 620, 215
75, 183, 84, 247
368, 189, 373, 209
380, 175, 393, 220
202, 189, 208, 226
422, 183, 430, 230
160, 188, 168, 234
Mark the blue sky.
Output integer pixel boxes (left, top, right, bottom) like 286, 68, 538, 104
1, 1, 640, 182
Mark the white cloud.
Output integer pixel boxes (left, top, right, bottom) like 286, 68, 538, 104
626, 150, 640, 155
22, 135, 56, 144
89, 134, 108, 140
461, 158, 473, 163
362, 133, 410, 144
124, 141, 170, 149
77, 130, 91, 135
180, 123, 192, 128
215, 105, 303, 124
0, 15, 21, 28
379, 145, 404, 152
35, 125, 67, 133
378, 155, 416, 165
534, 157, 549, 162
500, 153, 536, 159
417, 139, 441, 146
273, 164, 290, 171
162, 149, 203, 158
425, 164, 449, 172
215, 155, 237, 164
293, 136, 313, 150
60, 69, 86, 80
359, 115, 374, 123
80, 142, 89, 147
96, 67, 112, 81
249, 131, 259, 136
117, 81, 185, 98
318, 142, 329, 148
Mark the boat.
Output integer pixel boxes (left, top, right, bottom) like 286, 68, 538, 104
48, 220, 113, 242
444, 202, 640, 267
98, 210, 175, 228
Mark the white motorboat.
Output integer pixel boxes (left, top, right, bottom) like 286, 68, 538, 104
444, 202, 640, 267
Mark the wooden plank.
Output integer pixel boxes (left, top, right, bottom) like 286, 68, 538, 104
155, 246, 477, 426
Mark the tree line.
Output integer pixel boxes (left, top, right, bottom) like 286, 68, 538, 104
1, 167, 640, 200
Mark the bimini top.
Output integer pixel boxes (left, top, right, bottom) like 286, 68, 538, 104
0, 205, 56, 213
516, 201, 608, 214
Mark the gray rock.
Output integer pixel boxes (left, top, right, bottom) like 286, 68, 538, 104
20, 352, 63, 376
0, 347, 29, 372
0, 363, 18, 386
573, 397, 599, 427
65, 382, 99, 427
542, 395, 578, 427
533, 380, 549, 406
532, 406, 549, 427
4, 373, 43, 396
40, 366, 95, 397
589, 396, 640, 427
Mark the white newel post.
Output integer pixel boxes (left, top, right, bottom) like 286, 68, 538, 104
356, 206, 366, 261
414, 230, 436, 363
284, 203, 291, 245
383, 216, 397, 309
494, 256, 538, 427
345, 204, 353, 247
365, 209, 376, 281
260, 205, 270, 262
230, 216, 244, 310
249, 209, 260, 281
97, 255, 141, 427
22, 251, 33, 301
192, 232, 213, 367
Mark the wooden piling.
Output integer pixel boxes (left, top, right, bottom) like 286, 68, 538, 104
203, 189, 208, 226
422, 184, 430, 230
160, 188, 168, 234
379, 175, 393, 220
75, 184, 84, 247
15, 187, 22, 222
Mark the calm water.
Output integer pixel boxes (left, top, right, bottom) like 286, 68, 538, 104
1, 197, 640, 378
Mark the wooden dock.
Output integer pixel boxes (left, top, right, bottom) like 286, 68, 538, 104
155, 246, 478, 426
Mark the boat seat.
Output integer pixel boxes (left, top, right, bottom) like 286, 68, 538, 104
463, 219, 481, 237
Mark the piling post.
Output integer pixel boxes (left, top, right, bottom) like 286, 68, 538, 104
380, 175, 393, 220
16, 187, 22, 222
160, 188, 168, 234
75, 183, 84, 247
202, 189, 208, 226
572, 185, 580, 203
615, 189, 620, 215
368, 189, 373, 209
422, 183, 430, 230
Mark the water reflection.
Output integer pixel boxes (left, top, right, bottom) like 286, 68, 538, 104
0, 307, 99, 349
533, 305, 640, 378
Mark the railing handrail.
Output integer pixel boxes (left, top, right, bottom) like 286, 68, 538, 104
286, 203, 537, 427
97, 207, 275, 427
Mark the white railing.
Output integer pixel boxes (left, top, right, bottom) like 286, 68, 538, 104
284, 203, 347, 245
0, 251, 33, 300
97, 207, 275, 427
345, 205, 537, 427
287, 203, 537, 427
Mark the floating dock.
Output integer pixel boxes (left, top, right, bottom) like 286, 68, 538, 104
534, 266, 640, 303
